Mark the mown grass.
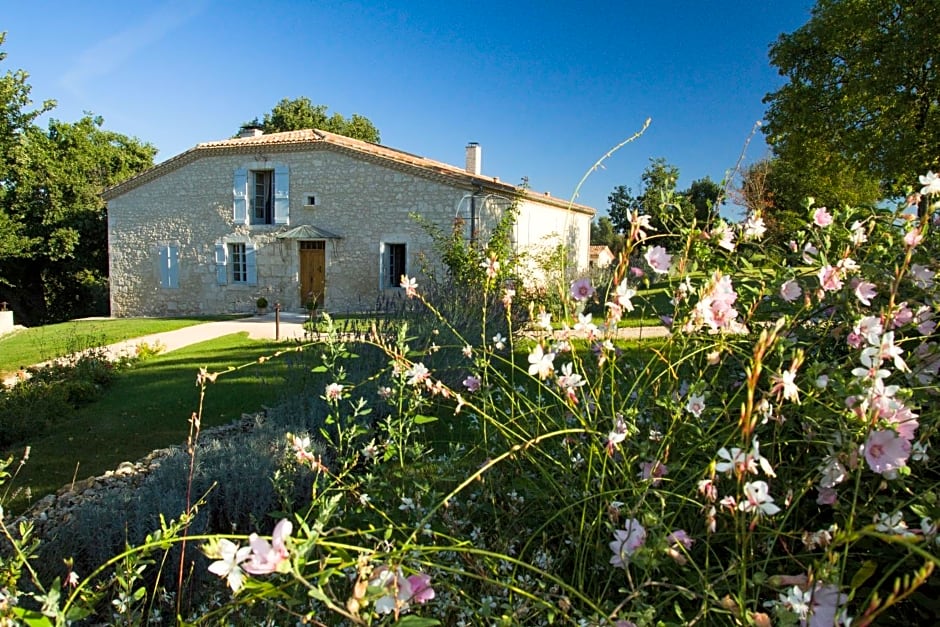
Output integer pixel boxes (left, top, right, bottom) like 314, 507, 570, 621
0, 317, 241, 377
5, 332, 315, 514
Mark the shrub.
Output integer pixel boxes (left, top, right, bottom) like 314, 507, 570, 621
5, 172, 940, 625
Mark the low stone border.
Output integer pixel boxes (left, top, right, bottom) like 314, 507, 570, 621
11, 411, 265, 540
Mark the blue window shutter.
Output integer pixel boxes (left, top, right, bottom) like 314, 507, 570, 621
215, 243, 227, 285
160, 244, 180, 289
159, 246, 170, 287
378, 242, 386, 290
245, 243, 258, 286
273, 164, 289, 225
233, 168, 248, 224
167, 244, 180, 288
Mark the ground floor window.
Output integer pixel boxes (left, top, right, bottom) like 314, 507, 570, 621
386, 243, 406, 288
230, 243, 247, 283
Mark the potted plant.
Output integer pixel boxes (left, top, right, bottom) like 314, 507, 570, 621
256, 296, 269, 315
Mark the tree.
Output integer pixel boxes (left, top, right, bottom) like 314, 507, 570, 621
763, 0, 939, 201
242, 97, 380, 143
0, 37, 156, 324
734, 156, 881, 252
607, 158, 724, 247
0, 116, 156, 324
0, 32, 54, 263
590, 216, 622, 253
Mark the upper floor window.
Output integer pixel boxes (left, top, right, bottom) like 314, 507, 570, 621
234, 164, 289, 226
251, 170, 273, 224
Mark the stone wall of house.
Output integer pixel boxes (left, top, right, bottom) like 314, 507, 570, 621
108, 148, 592, 317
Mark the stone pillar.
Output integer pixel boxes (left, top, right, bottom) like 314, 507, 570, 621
0, 310, 13, 335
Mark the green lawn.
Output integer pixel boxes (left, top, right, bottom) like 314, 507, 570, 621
5, 332, 316, 514
0, 317, 239, 377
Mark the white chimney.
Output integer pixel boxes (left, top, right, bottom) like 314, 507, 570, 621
237, 126, 264, 139
465, 142, 481, 175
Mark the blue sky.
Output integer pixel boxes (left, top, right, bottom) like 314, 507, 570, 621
3, 0, 814, 216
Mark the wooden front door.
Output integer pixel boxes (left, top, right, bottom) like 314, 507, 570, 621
299, 241, 325, 308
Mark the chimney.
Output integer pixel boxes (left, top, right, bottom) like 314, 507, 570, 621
465, 142, 481, 175
237, 126, 264, 139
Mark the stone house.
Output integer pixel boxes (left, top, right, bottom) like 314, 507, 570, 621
589, 245, 616, 269
103, 128, 594, 316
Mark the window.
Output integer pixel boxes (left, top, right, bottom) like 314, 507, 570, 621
250, 170, 273, 224
231, 243, 248, 283
386, 243, 406, 288
158, 244, 179, 289
215, 241, 257, 285
233, 164, 289, 225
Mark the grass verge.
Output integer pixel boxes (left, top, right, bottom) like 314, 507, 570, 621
0, 317, 241, 377
4, 332, 312, 514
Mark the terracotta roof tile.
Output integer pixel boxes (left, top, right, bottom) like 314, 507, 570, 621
104, 129, 595, 215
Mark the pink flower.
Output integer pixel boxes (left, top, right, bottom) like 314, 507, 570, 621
243, 519, 292, 575
324, 382, 344, 401
812, 207, 833, 227
853, 279, 877, 306
780, 279, 802, 303
371, 567, 434, 614
480, 255, 500, 279
864, 429, 911, 476
644, 246, 672, 275
569, 277, 595, 301
610, 518, 647, 567
462, 375, 481, 392
400, 275, 418, 298
817, 265, 843, 292
406, 573, 435, 604
904, 227, 924, 248
816, 487, 838, 506
638, 460, 668, 486
666, 529, 694, 549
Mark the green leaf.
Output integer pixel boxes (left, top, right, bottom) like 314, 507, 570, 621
310, 365, 328, 373
413, 414, 438, 425
851, 560, 878, 589
12, 607, 54, 626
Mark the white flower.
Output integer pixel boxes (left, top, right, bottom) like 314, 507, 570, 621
911, 264, 935, 289
492, 333, 506, 350
405, 362, 430, 386
738, 480, 781, 516
919, 170, 940, 195
742, 214, 766, 239
527, 344, 556, 379
875, 511, 914, 536
207, 539, 251, 592
536, 311, 553, 331
685, 393, 706, 417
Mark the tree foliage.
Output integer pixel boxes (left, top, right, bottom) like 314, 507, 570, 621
734, 156, 881, 253
0, 36, 156, 324
242, 97, 380, 143
607, 158, 723, 247
590, 216, 622, 253
763, 0, 939, 200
